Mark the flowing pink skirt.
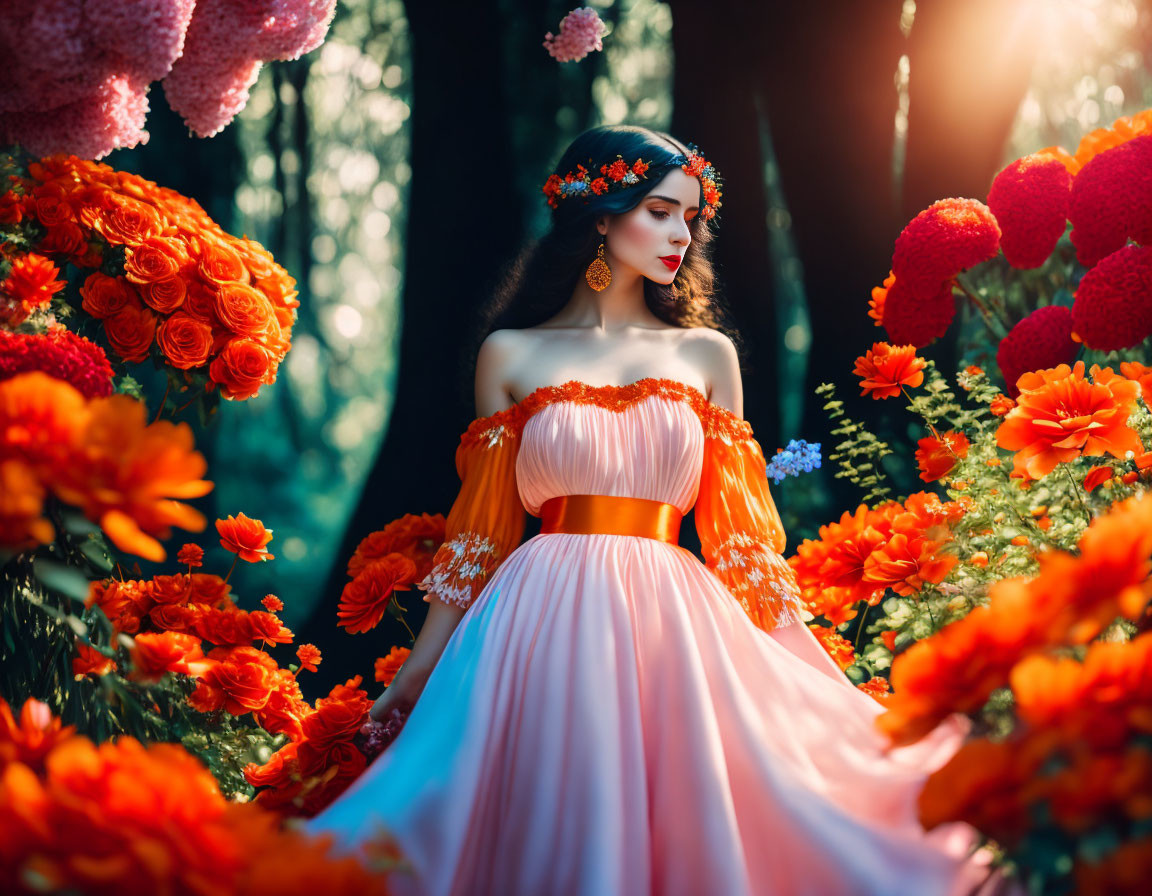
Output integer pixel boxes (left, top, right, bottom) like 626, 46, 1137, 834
303, 532, 999, 896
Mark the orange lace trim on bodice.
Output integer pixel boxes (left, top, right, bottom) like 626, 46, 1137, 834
459, 377, 754, 449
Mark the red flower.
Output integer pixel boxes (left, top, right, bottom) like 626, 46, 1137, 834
631, 159, 649, 176
1069, 134, 1152, 267
261, 594, 284, 612
0, 328, 113, 398
996, 304, 1079, 399
986, 153, 1072, 269
853, 342, 927, 399
601, 159, 629, 181
374, 646, 412, 685
216, 511, 274, 562
337, 555, 418, 634
177, 543, 204, 567
915, 431, 970, 482
891, 198, 1001, 297
881, 277, 956, 348
1070, 244, 1152, 352
589, 177, 609, 195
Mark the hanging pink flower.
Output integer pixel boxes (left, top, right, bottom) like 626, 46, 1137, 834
0, 0, 336, 159
543, 7, 608, 63
163, 0, 338, 138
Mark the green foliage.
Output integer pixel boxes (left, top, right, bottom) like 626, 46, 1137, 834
815, 381, 893, 505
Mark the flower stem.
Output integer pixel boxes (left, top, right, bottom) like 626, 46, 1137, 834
153, 377, 172, 424
222, 555, 238, 585
953, 275, 1012, 336
1063, 464, 1094, 527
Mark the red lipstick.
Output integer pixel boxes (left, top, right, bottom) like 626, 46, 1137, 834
659, 255, 681, 270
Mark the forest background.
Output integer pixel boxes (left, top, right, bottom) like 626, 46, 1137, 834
100, 0, 1152, 695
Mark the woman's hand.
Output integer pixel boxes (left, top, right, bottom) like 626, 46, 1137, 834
369, 662, 431, 722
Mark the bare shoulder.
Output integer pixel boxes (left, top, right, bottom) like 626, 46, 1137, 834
474, 329, 527, 418
680, 327, 742, 417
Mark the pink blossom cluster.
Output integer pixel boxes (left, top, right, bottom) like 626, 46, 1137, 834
543, 6, 607, 63
0, 0, 336, 160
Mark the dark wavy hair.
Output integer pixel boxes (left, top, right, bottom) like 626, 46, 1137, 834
460, 125, 744, 400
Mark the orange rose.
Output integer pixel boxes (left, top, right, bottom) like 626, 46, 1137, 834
190, 656, 274, 715
72, 640, 117, 678
197, 237, 247, 286
124, 236, 187, 284
79, 272, 134, 319
216, 511, 275, 563
213, 282, 274, 336
139, 276, 186, 314
103, 301, 157, 364
150, 573, 193, 606
128, 631, 211, 682
208, 338, 272, 400
148, 603, 196, 632
188, 573, 232, 608
337, 555, 418, 633
92, 193, 164, 246
157, 313, 213, 369
182, 280, 219, 324
37, 221, 87, 259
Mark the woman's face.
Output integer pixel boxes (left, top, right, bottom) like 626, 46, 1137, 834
598, 167, 699, 285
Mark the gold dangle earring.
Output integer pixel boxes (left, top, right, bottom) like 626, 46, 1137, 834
585, 236, 612, 291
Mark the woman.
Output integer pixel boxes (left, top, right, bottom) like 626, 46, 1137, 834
303, 125, 1003, 896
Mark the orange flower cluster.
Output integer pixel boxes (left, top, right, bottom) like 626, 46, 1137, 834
0, 370, 211, 561
1044, 107, 1152, 176
0, 252, 65, 325
0, 696, 396, 895
338, 512, 445, 634
4, 154, 298, 400
243, 675, 379, 817
790, 492, 967, 625
915, 430, 970, 483
995, 361, 1144, 480
807, 624, 856, 670
84, 569, 291, 643
917, 634, 1152, 893
878, 493, 1152, 747
853, 342, 926, 399
375, 645, 412, 685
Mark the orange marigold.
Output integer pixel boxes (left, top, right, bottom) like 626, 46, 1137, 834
995, 361, 1144, 480
867, 270, 895, 326
853, 342, 926, 399
807, 625, 856, 671
915, 431, 970, 483
0, 253, 66, 325
374, 645, 412, 685
296, 644, 322, 673
216, 511, 275, 563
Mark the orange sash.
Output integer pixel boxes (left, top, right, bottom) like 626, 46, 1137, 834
538, 494, 683, 544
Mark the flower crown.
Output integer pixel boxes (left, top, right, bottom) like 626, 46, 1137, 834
541, 142, 723, 221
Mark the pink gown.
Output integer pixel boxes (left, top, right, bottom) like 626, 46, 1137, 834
303, 378, 995, 896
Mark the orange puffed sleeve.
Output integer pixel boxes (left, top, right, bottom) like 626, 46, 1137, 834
694, 412, 805, 632
416, 409, 527, 610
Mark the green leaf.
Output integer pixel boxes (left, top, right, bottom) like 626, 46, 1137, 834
32, 558, 92, 603
78, 538, 115, 572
